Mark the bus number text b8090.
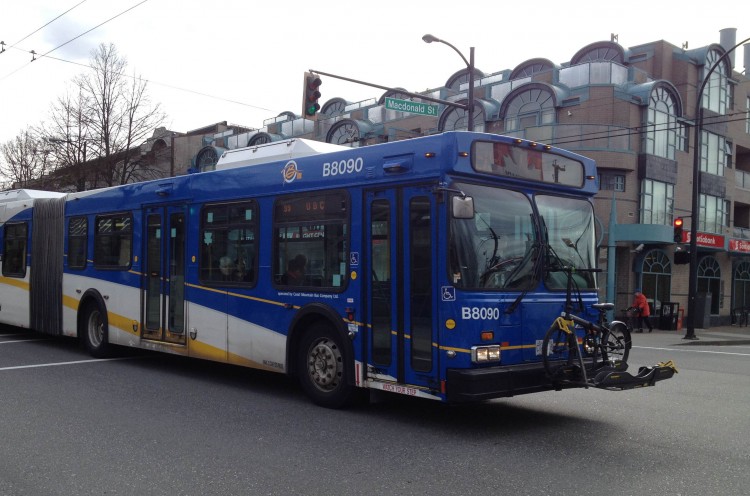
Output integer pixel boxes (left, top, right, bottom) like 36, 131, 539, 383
461, 307, 500, 320
323, 158, 363, 177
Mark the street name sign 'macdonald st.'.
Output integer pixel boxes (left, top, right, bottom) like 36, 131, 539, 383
384, 97, 439, 116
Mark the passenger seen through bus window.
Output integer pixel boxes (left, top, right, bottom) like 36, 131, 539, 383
282, 254, 307, 285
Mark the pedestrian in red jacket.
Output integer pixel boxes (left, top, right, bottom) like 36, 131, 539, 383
632, 288, 653, 333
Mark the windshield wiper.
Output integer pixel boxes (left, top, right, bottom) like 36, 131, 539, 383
504, 242, 541, 314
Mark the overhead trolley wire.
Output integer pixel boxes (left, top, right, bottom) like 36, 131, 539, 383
1, 2, 747, 143
553, 112, 750, 148
0, 0, 273, 115
21, 51, 274, 114
38, 0, 148, 59
0, 0, 148, 82
2, 0, 88, 50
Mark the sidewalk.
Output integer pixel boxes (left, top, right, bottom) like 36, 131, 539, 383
632, 324, 750, 346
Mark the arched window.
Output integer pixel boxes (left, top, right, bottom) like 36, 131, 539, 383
703, 48, 728, 114
646, 86, 678, 160
639, 250, 672, 316
438, 100, 490, 132
698, 256, 722, 315
196, 147, 219, 172
502, 86, 556, 132
445, 68, 485, 92
733, 260, 750, 309
321, 98, 349, 118
571, 42, 625, 65
510, 58, 555, 80
248, 132, 276, 146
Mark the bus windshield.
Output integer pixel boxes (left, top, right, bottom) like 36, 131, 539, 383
536, 194, 597, 290
449, 183, 538, 290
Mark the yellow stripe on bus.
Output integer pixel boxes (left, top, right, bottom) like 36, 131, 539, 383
19, 279, 542, 357
62, 294, 138, 336
0, 277, 30, 291
62, 294, 80, 312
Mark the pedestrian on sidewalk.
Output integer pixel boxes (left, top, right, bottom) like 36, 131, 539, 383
632, 288, 653, 333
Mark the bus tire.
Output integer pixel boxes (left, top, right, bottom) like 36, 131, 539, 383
297, 322, 355, 408
81, 301, 113, 358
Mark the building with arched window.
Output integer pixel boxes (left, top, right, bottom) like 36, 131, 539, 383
185, 29, 750, 327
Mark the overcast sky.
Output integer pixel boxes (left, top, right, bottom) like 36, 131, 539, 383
0, 0, 745, 143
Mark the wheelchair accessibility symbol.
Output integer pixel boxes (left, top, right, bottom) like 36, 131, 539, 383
441, 286, 455, 301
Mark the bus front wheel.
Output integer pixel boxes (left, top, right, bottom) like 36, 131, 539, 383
297, 323, 355, 408
81, 301, 112, 358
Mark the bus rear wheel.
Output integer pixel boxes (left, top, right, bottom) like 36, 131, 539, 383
298, 323, 355, 408
82, 301, 112, 358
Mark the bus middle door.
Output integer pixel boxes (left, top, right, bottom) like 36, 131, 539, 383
365, 187, 439, 395
142, 205, 186, 344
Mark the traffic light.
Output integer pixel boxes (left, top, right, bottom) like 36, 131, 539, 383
303, 72, 322, 119
674, 246, 690, 264
673, 217, 684, 243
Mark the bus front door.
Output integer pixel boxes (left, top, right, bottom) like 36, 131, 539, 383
366, 188, 439, 394
142, 205, 186, 344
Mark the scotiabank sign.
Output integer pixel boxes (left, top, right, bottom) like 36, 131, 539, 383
729, 239, 750, 253
685, 231, 725, 248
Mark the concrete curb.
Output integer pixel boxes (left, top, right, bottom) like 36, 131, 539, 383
637, 327, 750, 347
675, 339, 750, 346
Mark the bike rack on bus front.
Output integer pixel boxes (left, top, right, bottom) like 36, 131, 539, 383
590, 360, 678, 391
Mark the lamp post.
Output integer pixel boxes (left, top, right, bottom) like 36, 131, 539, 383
685, 36, 750, 340
46, 136, 89, 191
422, 34, 475, 131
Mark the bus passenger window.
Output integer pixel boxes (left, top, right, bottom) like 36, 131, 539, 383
94, 214, 132, 269
199, 201, 257, 286
273, 191, 349, 289
67, 216, 88, 269
2, 222, 28, 278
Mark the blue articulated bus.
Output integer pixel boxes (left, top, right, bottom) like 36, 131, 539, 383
0, 132, 673, 407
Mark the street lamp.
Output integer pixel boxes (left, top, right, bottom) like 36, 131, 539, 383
685, 35, 750, 340
46, 137, 87, 163
422, 34, 475, 131
46, 136, 89, 191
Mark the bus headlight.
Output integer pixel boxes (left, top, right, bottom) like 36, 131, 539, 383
471, 345, 501, 364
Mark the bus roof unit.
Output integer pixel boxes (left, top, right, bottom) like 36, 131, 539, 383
215, 138, 348, 170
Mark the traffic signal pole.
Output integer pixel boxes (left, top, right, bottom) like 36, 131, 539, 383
307, 69, 473, 117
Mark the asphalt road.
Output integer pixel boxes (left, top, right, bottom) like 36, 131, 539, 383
1, 328, 748, 496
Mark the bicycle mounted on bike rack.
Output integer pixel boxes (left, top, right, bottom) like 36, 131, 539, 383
542, 266, 677, 391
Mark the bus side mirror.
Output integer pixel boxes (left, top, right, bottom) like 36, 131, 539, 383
452, 196, 474, 219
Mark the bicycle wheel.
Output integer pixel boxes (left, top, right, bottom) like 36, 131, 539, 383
601, 321, 631, 366
542, 324, 581, 380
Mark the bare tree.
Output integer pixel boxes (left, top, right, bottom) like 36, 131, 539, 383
116, 69, 167, 184
44, 43, 166, 190
81, 43, 165, 187
43, 85, 91, 191
0, 127, 52, 189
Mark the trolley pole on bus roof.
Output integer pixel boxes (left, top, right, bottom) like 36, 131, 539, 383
422, 34, 475, 131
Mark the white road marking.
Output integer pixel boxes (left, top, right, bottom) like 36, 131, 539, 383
633, 345, 750, 357
0, 357, 136, 371
0, 339, 47, 344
